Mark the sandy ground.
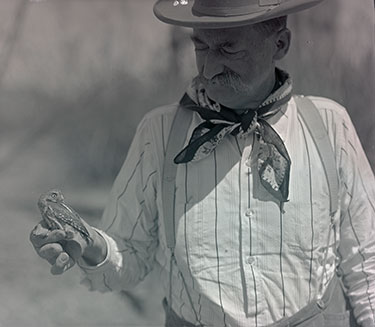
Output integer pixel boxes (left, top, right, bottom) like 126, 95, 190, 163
0, 133, 165, 327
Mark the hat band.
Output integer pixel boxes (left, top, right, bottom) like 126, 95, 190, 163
192, 0, 280, 17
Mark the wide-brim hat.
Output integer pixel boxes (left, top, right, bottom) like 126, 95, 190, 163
154, 0, 324, 29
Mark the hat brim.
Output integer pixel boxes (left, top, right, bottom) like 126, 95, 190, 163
154, 0, 324, 29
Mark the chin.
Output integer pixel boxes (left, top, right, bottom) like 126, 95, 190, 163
206, 85, 235, 103
208, 87, 261, 110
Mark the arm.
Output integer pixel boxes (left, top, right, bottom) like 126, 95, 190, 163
336, 110, 375, 327
79, 115, 160, 292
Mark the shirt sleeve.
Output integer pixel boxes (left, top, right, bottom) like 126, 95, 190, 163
336, 107, 375, 327
78, 115, 160, 292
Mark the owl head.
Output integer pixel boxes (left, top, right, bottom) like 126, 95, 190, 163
38, 189, 65, 211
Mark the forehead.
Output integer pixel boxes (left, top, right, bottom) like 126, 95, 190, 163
191, 25, 261, 45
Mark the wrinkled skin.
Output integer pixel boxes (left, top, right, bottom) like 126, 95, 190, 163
191, 23, 291, 110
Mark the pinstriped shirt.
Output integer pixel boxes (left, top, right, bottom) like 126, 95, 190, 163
80, 95, 375, 327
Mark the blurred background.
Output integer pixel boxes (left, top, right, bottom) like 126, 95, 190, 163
0, 0, 373, 326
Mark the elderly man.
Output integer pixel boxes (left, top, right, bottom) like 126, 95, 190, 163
30, 0, 375, 326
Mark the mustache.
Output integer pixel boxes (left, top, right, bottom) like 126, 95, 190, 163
198, 71, 252, 94
199, 71, 241, 87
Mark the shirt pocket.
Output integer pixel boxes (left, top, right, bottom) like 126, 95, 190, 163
283, 198, 333, 254
282, 202, 320, 253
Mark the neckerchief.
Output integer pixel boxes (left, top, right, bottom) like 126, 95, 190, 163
174, 68, 293, 203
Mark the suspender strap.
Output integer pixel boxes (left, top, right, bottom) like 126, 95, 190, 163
162, 105, 192, 250
294, 95, 339, 216
162, 105, 198, 322
295, 96, 340, 294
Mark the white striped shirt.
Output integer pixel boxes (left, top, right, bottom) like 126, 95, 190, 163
80, 95, 375, 327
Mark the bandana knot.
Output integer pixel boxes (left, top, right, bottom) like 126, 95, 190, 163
174, 69, 293, 203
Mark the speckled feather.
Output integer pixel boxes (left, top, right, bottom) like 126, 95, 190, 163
38, 189, 92, 244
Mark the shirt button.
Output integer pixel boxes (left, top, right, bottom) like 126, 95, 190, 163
245, 158, 251, 167
316, 299, 326, 309
245, 209, 254, 218
246, 256, 255, 265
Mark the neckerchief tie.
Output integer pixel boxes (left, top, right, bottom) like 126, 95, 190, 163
174, 69, 292, 203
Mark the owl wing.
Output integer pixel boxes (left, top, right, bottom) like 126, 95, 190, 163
50, 203, 91, 240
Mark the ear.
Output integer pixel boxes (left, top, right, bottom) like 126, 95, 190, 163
273, 28, 291, 61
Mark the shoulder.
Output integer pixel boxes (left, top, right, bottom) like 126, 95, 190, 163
134, 102, 179, 137
142, 103, 179, 122
293, 95, 360, 153
306, 96, 346, 113
131, 103, 181, 159
304, 96, 350, 121
293, 95, 352, 127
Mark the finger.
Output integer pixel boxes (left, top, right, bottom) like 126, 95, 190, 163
38, 243, 64, 265
65, 239, 84, 261
45, 229, 67, 243
51, 252, 75, 275
30, 225, 66, 248
30, 223, 49, 247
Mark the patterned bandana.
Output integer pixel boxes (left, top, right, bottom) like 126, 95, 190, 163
174, 68, 293, 203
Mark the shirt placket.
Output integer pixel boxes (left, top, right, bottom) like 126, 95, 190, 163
238, 134, 264, 323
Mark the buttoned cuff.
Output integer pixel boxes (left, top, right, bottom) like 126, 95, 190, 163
77, 228, 120, 273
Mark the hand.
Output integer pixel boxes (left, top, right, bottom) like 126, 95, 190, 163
30, 220, 107, 275
30, 222, 76, 275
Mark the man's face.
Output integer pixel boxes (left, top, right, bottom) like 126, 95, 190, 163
191, 24, 278, 109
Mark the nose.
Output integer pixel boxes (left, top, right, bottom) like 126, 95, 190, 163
202, 50, 225, 80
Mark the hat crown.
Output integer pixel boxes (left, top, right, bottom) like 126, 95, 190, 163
193, 0, 281, 17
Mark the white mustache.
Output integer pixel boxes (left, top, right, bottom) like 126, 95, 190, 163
200, 72, 251, 93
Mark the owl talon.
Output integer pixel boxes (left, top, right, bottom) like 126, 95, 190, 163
66, 230, 74, 239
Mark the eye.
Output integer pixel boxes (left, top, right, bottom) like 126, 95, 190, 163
193, 43, 208, 52
220, 47, 246, 59
221, 47, 237, 54
191, 36, 209, 52
51, 193, 57, 198
194, 47, 209, 52
220, 43, 239, 55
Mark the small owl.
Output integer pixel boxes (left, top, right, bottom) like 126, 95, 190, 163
38, 189, 92, 245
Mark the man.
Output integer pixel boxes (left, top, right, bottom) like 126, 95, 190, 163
30, 0, 375, 326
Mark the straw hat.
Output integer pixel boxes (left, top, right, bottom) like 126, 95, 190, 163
154, 0, 324, 28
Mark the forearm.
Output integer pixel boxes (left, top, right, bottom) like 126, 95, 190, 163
339, 241, 375, 327
336, 106, 375, 326
81, 229, 108, 266
78, 114, 160, 292
78, 229, 157, 292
